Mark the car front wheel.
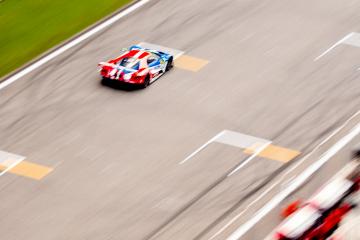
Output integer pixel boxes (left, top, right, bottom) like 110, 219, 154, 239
165, 57, 173, 72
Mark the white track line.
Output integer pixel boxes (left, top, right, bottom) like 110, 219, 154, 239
0, 158, 24, 177
138, 42, 184, 59
180, 131, 225, 164
226, 121, 360, 240
227, 141, 271, 177
314, 32, 354, 61
209, 110, 360, 240
0, 150, 25, 177
0, 0, 150, 91
180, 130, 270, 165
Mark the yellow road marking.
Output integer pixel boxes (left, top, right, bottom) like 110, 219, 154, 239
174, 55, 209, 72
0, 161, 53, 180
244, 144, 300, 163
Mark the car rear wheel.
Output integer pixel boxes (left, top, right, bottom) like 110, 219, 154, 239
165, 57, 173, 71
101, 77, 109, 85
142, 75, 150, 88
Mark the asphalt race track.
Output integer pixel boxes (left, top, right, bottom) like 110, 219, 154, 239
1, 0, 360, 239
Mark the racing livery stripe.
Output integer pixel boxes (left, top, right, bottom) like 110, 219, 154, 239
138, 51, 150, 59
133, 50, 145, 59
126, 49, 140, 57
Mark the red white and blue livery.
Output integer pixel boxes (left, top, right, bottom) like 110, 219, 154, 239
99, 45, 173, 88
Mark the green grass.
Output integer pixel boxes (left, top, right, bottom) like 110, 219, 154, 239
0, 0, 132, 78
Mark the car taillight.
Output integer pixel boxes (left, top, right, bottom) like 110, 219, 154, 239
281, 200, 302, 218
275, 232, 286, 240
131, 75, 144, 83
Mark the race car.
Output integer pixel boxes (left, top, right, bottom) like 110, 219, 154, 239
98, 45, 173, 88
274, 161, 360, 240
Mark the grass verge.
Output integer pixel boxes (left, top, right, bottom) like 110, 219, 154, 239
0, 0, 132, 78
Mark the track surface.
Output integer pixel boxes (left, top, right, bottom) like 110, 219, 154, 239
0, 0, 360, 239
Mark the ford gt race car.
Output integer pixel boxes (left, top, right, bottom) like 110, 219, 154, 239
99, 45, 173, 88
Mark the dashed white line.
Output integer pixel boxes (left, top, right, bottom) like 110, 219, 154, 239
0, 0, 151, 91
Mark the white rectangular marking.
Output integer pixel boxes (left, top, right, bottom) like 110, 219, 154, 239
0, 150, 25, 177
227, 141, 271, 177
215, 130, 269, 149
138, 42, 184, 59
179, 130, 270, 164
179, 131, 225, 164
342, 32, 360, 48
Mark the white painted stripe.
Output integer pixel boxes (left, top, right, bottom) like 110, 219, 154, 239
0, 158, 24, 177
209, 110, 360, 240
226, 121, 360, 240
0, 0, 150, 91
314, 32, 354, 61
180, 130, 270, 165
342, 32, 360, 48
216, 130, 269, 149
138, 42, 184, 59
133, 50, 146, 59
0, 150, 25, 177
227, 141, 271, 177
180, 131, 225, 164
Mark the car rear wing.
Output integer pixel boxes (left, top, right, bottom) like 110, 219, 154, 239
98, 62, 117, 68
98, 62, 136, 72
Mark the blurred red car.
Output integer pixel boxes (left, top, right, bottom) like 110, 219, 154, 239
275, 177, 359, 240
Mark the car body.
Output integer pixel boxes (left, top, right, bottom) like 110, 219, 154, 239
98, 45, 173, 88
274, 176, 359, 240
275, 203, 353, 240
